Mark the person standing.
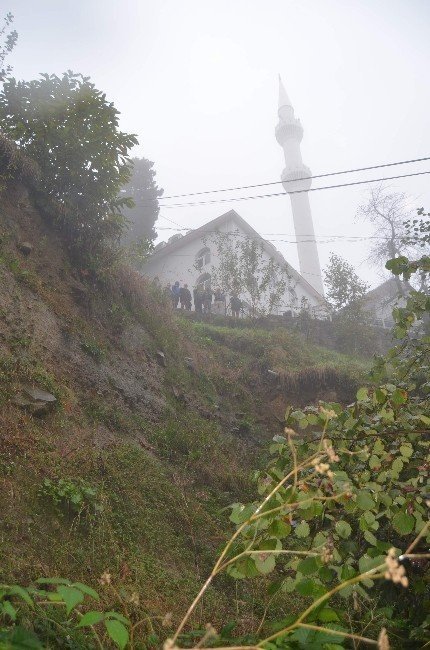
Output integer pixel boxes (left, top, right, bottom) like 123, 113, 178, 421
213, 288, 226, 315
179, 284, 192, 310
193, 286, 203, 314
172, 281, 181, 308
202, 286, 213, 314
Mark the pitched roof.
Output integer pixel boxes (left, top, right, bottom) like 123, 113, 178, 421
363, 277, 408, 304
145, 209, 326, 304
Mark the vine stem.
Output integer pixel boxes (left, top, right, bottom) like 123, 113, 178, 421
296, 622, 378, 645
257, 567, 386, 646
218, 548, 321, 573
404, 520, 429, 555
249, 492, 348, 523
170, 452, 323, 644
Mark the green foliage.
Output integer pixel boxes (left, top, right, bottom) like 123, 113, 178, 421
0, 578, 130, 649
121, 157, 163, 243
81, 337, 107, 362
208, 231, 292, 316
39, 477, 103, 518
162, 225, 430, 649
0, 12, 17, 82
324, 253, 369, 318
0, 71, 137, 266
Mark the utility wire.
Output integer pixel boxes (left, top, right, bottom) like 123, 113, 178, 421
159, 170, 430, 208
158, 156, 430, 201
156, 226, 396, 239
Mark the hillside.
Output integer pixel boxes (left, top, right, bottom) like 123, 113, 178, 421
0, 180, 368, 645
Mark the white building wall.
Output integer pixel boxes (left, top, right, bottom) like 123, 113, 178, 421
144, 220, 323, 315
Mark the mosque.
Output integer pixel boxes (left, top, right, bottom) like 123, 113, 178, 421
143, 78, 328, 316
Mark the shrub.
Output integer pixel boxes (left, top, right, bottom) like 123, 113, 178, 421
0, 72, 137, 266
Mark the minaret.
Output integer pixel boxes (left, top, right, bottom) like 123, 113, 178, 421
275, 76, 324, 295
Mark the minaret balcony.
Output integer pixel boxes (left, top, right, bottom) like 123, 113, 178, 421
275, 119, 303, 144
282, 166, 312, 192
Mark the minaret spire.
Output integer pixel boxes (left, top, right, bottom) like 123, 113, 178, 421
278, 74, 293, 112
275, 77, 324, 296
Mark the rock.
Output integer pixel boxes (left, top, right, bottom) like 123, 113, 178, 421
156, 350, 166, 367
17, 241, 33, 256
12, 384, 57, 417
22, 386, 56, 403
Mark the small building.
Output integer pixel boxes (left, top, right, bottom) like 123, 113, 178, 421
143, 209, 327, 316
362, 277, 408, 328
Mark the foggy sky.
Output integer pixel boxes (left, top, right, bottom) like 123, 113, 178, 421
8, 0, 430, 288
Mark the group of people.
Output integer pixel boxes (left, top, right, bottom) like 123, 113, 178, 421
163, 281, 243, 317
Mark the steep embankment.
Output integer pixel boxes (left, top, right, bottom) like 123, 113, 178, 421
0, 181, 367, 639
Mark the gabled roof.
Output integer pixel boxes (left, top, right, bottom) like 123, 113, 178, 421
145, 209, 326, 304
363, 277, 409, 304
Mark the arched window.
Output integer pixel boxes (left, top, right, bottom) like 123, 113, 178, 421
197, 272, 211, 291
195, 247, 211, 270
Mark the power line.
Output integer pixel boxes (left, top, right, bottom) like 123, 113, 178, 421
156, 226, 396, 239
159, 170, 430, 208
158, 156, 430, 201
153, 228, 402, 247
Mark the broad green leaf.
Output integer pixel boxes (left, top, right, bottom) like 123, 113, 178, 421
335, 520, 352, 539
1, 600, 17, 620
9, 586, 34, 607
71, 583, 99, 601
359, 555, 386, 574
369, 455, 381, 469
392, 511, 415, 535
364, 530, 378, 546
229, 504, 255, 524
295, 578, 326, 598
356, 387, 368, 401
254, 553, 276, 575
295, 521, 310, 538
373, 440, 385, 454
391, 458, 404, 474
77, 611, 104, 627
356, 491, 375, 511
0, 626, 43, 648
297, 556, 319, 576
105, 619, 129, 649
391, 388, 407, 405
317, 607, 340, 623
57, 586, 84, 615
268, 519, 291, 538
400, 443, 413, 458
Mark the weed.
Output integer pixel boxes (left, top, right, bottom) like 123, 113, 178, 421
81, 338, 106, 363
39, 477, 104, 518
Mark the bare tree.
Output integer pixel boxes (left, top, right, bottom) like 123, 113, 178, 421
356, 184, 418, 295
357, 184, 415, 262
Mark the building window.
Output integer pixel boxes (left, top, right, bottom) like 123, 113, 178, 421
197, 272, 211, 291
195, 247, 211, 270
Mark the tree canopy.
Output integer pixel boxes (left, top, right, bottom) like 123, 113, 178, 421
0, 71, 137, 266
0, 12, 17, 82
121, 157, 163, 244
323, 252, 369, 316
208, 231, 292, 316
